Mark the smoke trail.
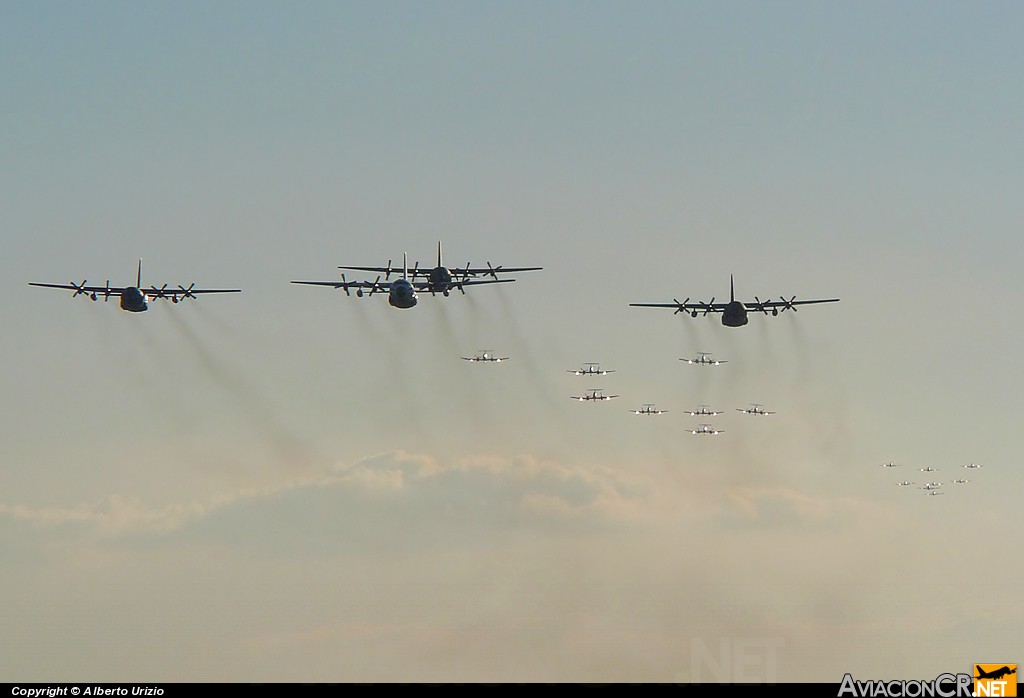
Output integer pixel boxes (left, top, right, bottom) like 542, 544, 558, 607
162, 308, 319, 470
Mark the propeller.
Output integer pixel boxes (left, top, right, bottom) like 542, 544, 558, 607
753, 296, 771, 315
178, 283, 197, 300
71, 280, 89, 298
103, 280, 112, 302
384, 259, 394, 280
151, 283, 170, 299
701, 297, 716, 316
338, 273, 352, 297
779, 296, 798, 313
673, 298, 690, 315
368, 275, 383, 296
486, 261, 502, 280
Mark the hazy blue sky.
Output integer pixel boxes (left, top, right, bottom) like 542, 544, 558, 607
3, 1, 1021, 682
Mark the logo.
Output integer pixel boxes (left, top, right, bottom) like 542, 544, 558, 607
838, 673, 971, 697
974, 665, 1017, 697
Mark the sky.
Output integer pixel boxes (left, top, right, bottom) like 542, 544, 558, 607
2, 0, 1022, 683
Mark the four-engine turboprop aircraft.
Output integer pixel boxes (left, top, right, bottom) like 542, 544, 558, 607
28, 259, 240, 312
631, 275, 839, 327
293, 253, 426, 308
336, 242, 542, 297
690, 423, 724, 435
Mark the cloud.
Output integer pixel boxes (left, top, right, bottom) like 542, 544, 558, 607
0, 450, 654, 555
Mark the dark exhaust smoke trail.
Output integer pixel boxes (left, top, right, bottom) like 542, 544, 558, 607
163, 308, 318, 469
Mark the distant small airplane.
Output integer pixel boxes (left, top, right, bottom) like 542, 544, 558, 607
335, 242, 542, 297
896, 481, 915, 486
680, 352, 727, 366
630, 404, 667, 415
571, 388, 619, 402
962, 463, 984, 469
737, 403, 775, 416
685, 404, 724, 417
880, 462, 902, 468
951, 478, 971, 484
919, 482, 943, 491
631, 274, 839, 327
925, 491, 945, 496
461, 350, 508, 363
919, 466, 938, 473
567, 363, 615, 376
690, 423, 724, 435
29, 259, 240, 312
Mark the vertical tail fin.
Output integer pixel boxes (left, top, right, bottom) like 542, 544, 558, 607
403, 252, 408, 280
137, 258, 142, 287
730, 274, 735, 302
437, 241, 443, 268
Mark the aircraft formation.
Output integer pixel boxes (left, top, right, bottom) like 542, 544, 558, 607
879, 462, 987, 498
556, 353, 780, 437
31, 250, 993, 496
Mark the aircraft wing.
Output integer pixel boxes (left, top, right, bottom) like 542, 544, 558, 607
630, 301, 729, 313
337, 265, 542, 279
146, 285, 241, 298
410, 278, 516, 291
291, 279, 392, 294
337, 265, 437, 279
450, 265, 543, 277
742, 297, 840, 312
29, 282, 128, 295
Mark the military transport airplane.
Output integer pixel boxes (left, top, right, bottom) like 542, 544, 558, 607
631, 274, 839, 327
571, 389, 619, 402
690, 423, 724, 435
962, 463, 984, 469
630, 404, 667, 415
951, 478, 971, 484
685, 405, 724, 417
920, 483, 943, 491
28, 259, 240, 312
332, 242, 542, 297
567, 363, 615, 376
919, 466, 939, 473
462, 350, 508, 363
680, 352, 727, 366
880, 462, 902, 468
737, 404, 775, 416
896, 481, 915, 487
293, 253, 435, 308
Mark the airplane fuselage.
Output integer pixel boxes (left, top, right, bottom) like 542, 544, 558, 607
427, 266, 454, 295
389, 279, 418, 308
722, 300, 748, 327
120, 286, 149, 312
